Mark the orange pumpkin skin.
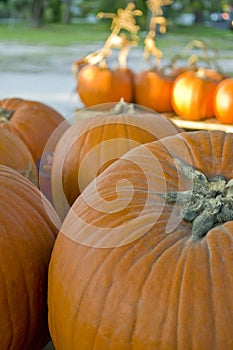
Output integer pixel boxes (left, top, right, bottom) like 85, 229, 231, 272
0, 98, 69, 164
213, 78, 233, 124
49, 130, 233, 349
51, 106, 182, 220
170, 67, 227, 83
171, 70, 218, 120
0, 128, 38, 185
203, 68, 228, 82
0, 97, 70, 202
77, 65, 134, 107
0, 165, 61, 350
134, 69, 175, 113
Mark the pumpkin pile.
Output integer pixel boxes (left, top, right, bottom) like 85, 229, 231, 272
72, 2, 232, 124
1, 2, 233, 350
0, 97, 69, 349
0, 91, 185, 350
2, 87, 233, 350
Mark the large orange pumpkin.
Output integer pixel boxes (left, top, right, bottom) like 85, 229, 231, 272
0, 128, 38, 185
171, 69, 219, 120
134, 68, 176, 113
77, 65, 134, 107
49, 130, 233, 350
51, 101, 182, 220
0, 165, 61, 350
213, 77, 233, 124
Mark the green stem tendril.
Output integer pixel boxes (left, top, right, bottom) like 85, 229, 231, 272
158, 158, 233, 240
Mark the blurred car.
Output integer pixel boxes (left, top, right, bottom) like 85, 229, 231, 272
210, 11, 233, 30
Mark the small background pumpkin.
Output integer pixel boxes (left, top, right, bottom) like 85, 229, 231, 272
134, 67, 176, 113
171, 69, 219, 120
76, 64, 134, 107
213, 77, 233, 124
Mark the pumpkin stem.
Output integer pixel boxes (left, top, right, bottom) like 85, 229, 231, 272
112, 98, 135, 114
0, 108, 14, 122
158, 158, 233, 240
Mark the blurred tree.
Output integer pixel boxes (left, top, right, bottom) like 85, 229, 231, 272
75, 0, 98, 17
134, 0, 149, 30
98, 0, 127, 14
30, 0, 46, 27
221, 0, 233, 7
1, 0, 233, 26
47, 0, 61, 22
62, 0, 71, 23
6, 0, 31, 21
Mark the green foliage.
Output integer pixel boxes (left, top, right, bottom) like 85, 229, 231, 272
98, 0, 127, 14
1, 0, 233, 27
134, 0, 149, 30
7, 0, 31, 17
45, 0, 61, 23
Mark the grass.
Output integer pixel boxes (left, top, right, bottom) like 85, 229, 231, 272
0, 21, 232, 75
0, 22, 109, 45
0, 21, 232, 50
155, 23, 233, 52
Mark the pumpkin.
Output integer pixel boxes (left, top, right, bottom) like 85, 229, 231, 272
213, 77, 233, 124
169, 63, 227, 86
0, 97, 70, 201
77, 65, 134, 107
134, 68, 175, 113
0, 97, 69, 165
202, 68, 228, 82
170, 39, 228, 84
0, 128, 38, 185
0, 165, 61, 350
171, 69, 219, 120
48, 130, 233, 349
51, 101, 182, 220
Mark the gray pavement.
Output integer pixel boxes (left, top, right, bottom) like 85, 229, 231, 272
1, 42, 232, 120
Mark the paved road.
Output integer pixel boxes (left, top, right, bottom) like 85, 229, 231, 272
1, 70, 80, 119
1, 42, 154, 119
0, 43, 99, 119
1, 42, 232, 120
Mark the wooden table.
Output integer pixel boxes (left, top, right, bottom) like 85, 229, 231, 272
170, 116, 233, 133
